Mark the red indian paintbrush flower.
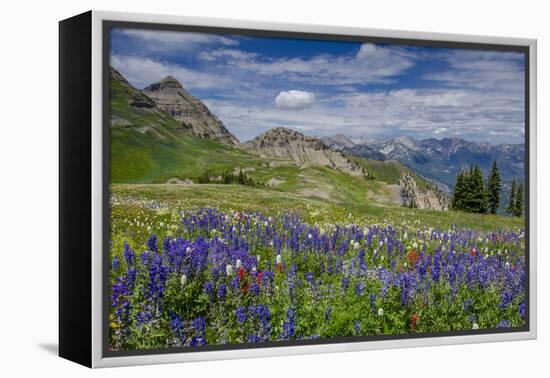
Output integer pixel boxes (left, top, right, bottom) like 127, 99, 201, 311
407, 250, 417, 267
237, 267, 245, 281
411, 313, 418, 331
256, 271, 262, 285
470, 247, 475, 257
241, 282, 249, 295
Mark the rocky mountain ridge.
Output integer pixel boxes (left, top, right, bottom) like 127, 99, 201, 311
142, 76, 239, 145
246, 127, 367, 176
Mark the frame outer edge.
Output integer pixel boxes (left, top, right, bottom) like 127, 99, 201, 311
90, 10, 538, 368
91, 10, 104, 368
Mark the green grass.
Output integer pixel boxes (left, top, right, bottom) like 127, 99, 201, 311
350, 157, 430, 189
111, 184, 523, 232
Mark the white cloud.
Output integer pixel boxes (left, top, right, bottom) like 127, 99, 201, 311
205, 43, 415, 85
198, 49, 257, 61
275, 90, 316, 110
203, 84, 524, 144
117, 29, 238, 53
111, 54, 234, 90
424, 49, 524, 93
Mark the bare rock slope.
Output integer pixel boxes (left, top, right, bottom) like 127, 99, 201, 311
399, 172, 449, 211
246, 127, 366, 176
143, 76, 239, 145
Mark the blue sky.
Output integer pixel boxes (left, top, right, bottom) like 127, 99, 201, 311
111, 28, 525, 144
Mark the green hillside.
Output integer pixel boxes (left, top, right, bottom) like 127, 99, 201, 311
109, 69, 410, 208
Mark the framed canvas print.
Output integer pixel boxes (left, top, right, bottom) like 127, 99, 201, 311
59, 10, 537, 368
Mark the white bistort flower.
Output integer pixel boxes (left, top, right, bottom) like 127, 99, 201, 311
472, 323, 479, 330
378, 308, 384, 317
256, 255, 261, 263
276, 254, 282, 265
236, 259, 242, 268
226, 264, 233, 276
308, 233, 313, 240
180, 274, 187, 287
186, 246, 191, 253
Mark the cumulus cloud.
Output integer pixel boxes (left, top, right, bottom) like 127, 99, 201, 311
275, 90, 316, 110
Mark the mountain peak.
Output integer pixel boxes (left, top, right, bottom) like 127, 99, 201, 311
142, 76, 239, 145
144, 75, 184, 92
248, 127, 366, 176
160, 75, 182, 87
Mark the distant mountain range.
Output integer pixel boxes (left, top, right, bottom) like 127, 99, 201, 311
322, 134, 525, 194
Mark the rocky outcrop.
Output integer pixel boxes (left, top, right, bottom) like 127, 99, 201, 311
143, 76, 239, 145
399, 172, 449, 211
246, 127, 367, 176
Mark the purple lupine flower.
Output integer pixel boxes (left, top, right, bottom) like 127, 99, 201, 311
111, 255, 120, 270
235, 307, 247, 324
518, 302, 526, 319
280, 309, 295, 340
355, 282, 364, 296
203, 281, 213, 296
146, 234, 158, 252
341, 277, 349, 292
324, 306, 332, 322
168, 312, 186, 346
496, 320, 510, 328
217, 283, 226, 299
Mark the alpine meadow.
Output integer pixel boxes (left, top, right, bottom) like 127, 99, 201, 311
107, 28, 527, 352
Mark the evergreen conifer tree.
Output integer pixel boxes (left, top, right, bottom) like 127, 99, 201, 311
507, 179, 517, 215
470, 165, 487, 213
452, 170, 466, 211
514, 182, 524, 217
487, 160, 502, 214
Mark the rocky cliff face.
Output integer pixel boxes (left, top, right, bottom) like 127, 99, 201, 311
399, 172, 449, 211
247, 127, 366, 176
143, 76, 239, 145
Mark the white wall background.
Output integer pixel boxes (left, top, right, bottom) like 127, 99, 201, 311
0, 0, 546, 376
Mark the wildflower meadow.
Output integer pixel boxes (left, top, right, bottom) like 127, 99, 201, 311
108, 192, 526, 351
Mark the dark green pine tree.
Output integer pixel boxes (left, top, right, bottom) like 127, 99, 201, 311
506, 179, 517, 215
452, 170, 466, 211
486, 160, 502, 214
461, 166, 474, 212
514, 182, 524, 217
470, 165, 488, 213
